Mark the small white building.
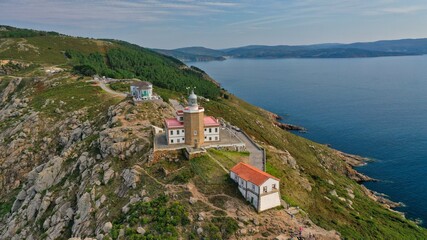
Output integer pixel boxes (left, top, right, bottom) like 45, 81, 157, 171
230, 162, 281, 212
130, 81, 153, 100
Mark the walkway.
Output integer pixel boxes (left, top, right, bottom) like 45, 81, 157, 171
232, 129, 265, 171
95, 78, 127, 98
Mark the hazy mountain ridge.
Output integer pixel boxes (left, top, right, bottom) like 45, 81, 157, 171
154, 38, 427, 61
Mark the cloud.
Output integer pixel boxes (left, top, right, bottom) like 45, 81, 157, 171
382, 6, 426, 14
225, 0, 427, 28
0, 0, 239, 27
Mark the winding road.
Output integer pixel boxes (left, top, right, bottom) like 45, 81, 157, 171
95, 78, 127, 97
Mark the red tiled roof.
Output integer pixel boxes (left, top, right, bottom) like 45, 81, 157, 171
165, 116, 220, 129
230, 162, 279, 186
165, 118, 184, 129
204, 116, 220, 127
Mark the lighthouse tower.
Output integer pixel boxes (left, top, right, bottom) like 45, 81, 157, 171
184, 90, 205, 148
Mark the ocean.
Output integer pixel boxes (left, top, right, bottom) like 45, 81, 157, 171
190, 56, 427, 227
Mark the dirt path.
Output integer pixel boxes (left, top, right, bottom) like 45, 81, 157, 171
186, 182, 231, 213
169, 99, 184, 111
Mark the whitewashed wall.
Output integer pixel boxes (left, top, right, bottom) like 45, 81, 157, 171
204, 127, 220, 142
167, 128, 185, 144
260, 178, 279, 193
259, 191, 281, 212
259, 178, 281, 211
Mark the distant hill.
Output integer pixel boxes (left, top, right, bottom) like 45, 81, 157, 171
174, 47, 225, 57
153, 48, 226, 62
153, 46, 226, 62
336, 39, 427, 54
154, 38, 427, 61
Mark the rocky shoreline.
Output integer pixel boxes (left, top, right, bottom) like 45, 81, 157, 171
270, 113, 307, 132
269, 111, 406, 217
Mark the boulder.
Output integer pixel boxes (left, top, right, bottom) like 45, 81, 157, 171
103, 169, 115, 185
34, 157, 65, 193
189, 197, 197, 205
121, 168, 140, 189
103, 222, 113, 233
26, 193, 42, 221
330, 190, 338, 198
137, 227, 146, 235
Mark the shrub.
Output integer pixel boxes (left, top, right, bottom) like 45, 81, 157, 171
72, 65, 96, 76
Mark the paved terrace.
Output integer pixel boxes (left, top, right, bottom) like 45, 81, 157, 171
157, 100, 266, 171
233, 129, 265, 171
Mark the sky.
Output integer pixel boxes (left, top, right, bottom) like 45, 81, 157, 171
0, 0, 427, 49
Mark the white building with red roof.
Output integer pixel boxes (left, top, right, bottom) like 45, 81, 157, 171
230, 162, 281, 212
164, 90, 220, 146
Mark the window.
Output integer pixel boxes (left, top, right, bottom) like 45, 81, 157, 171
263, 186, 267, 193
194, 130, 197, 136
215, 136, 218, 141
204, 136, 207, 139
182, 129, 185, 133
209, 137, 212, 141
272, 184, 277, 190
209, 128, 212, 133
215, 128, 218, 133
171, 139, 174, 143
177, 139, 180, 143
182, 138, 185, 141
252, 184, 255, 191
177, 130, 180, 134
170, 130, 173, 135
205, 128, 207, 132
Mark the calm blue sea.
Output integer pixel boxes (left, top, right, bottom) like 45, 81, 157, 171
191, 56, 427, 227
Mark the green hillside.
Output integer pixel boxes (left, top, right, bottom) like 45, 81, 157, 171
1, 26, 426, 239
0, 26, 220, 98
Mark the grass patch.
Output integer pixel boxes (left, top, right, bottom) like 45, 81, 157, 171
190, 155, 227, 184
0, 200, 12, 218
0, 36, 112, 65
208, 149, 249, 169
154, 86, 183, 103
31, 79, 119, 119
109, 81, 131, 93
0, 77, 11, 92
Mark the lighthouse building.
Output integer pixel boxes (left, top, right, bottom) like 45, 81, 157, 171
165, 90, 220, 148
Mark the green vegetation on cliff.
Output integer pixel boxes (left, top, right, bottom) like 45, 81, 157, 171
203, 95, 427, 239
0, 25, 60, 38
0, 25, 220, 98
65, 42, 220, 98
